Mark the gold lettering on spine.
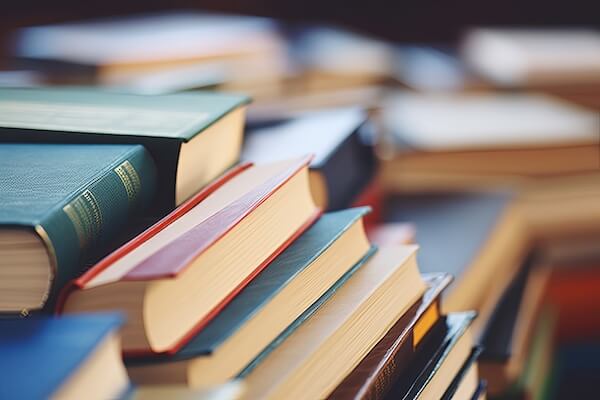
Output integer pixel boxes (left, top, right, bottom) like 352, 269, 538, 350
63, 189, 102, 249
114, 160, 141, 204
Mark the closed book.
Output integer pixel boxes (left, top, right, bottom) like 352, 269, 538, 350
386, 192, 528, 335
11, 12, 286, 90
329, 273, 452, 400
440, 347, 483, 400
380, 92, 600, 187
127, 207, 375, 387
0, 143, 156, 312
238, 245, 426, 400
0, 314, 129, 400
388, 312, 477, 400
0, 87, 249, 211
59, 157, 320, 355
243, 108, 376, 210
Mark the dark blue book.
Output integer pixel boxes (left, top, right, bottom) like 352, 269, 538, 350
0, 314, 129, 400
0, 143, 157, 312
386, 192, 523, 330
243, 108, 376, 211
127, 207, 376, 388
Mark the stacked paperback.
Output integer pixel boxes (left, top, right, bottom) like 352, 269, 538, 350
0, 87, 482, 399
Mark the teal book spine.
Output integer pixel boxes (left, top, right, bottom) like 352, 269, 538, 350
38, 146, 157, 305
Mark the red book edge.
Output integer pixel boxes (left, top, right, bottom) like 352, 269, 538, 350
124, 155, 313, 280
55, 162, 252, 313
126, 208, 322, 357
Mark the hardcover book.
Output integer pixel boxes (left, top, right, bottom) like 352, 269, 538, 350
379, 92, 600, 191
328, 273, 452, 400
238, 245, 426, 400
127, 207, 375, 387
243, 108, 376, 210
0, 314, 129, 400
386, 191, 528, 335
387, 312, 477, 400
59, 157, 320, 355
0, 143, 156, 312
0, 87, 249, 211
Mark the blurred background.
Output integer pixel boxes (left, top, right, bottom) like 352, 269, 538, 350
1, 2, 599, 399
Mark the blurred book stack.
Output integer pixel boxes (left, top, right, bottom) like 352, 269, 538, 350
0, 8, 599, 400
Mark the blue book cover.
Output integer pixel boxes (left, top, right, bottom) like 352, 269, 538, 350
0, 314, 123, 399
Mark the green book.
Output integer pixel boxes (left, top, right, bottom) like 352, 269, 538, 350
0, 87, 250, 211
0, 143, 157, 313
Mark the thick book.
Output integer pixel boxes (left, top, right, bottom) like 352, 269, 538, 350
386, 192, 528, 336
126, 207, 375, 387
58, 157, 320, 355
11, 12, 286, 91
237, 245, 427, 400
328, 273, 452, 400
0, 143, 156, 312
387, 312, 477, 400
0, 314, 129, 400
243, 108, 376, 210
0, 87, 249, 211
379, 92, 600, 191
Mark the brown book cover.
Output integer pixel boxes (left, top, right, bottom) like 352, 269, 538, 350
328, 273, 452, 400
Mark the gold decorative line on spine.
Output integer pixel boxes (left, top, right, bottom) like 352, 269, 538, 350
34, 225, 57, 304
63, 189, 103, 248
114, 160, 141, 204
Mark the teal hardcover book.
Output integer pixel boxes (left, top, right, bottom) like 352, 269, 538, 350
0, 87, 250, 210
126, 207, 376, 387
0, 143, 156, 312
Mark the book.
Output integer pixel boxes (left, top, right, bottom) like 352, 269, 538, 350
237, 245, 426, 400
0, 87, 249, 211
440, 347, 482, 400
243, 108, 375, 210
59, 157, 320, 355
126, 208, 375, 386
328, 273, 451, 400
12, 12, 287, 90
387, 312, 477, 400
0, 143, 156, 312
379, 92, 600, 190
0, 314, 129, 399
462, 28, 600, 86
385, 192, 528, 335
479, 264, 550, 395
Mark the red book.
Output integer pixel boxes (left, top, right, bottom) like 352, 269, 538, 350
58, 157, 321, 356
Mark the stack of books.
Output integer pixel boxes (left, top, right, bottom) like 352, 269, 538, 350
0, 86, 483, 399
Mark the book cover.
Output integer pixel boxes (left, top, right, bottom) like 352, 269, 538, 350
243, 108, 376, 210
328, 273, 452, 400
0, 314, 123, 399
0, 87, 249, 210
0, 143, 156, 311
129, 207, 373, 363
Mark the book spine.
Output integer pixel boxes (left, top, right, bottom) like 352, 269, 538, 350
38, 146, 157, 306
